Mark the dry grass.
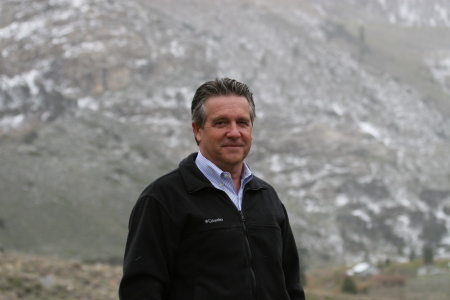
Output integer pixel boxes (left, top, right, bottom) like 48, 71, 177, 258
0, 251, 122, 300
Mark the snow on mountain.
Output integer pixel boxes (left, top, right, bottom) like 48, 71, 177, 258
0, 0, 449, 267
307, 0, 450, 27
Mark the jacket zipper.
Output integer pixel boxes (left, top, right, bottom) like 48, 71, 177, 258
239, 210, 257, 299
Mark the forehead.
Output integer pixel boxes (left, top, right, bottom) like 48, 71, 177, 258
204, 95, 250, 118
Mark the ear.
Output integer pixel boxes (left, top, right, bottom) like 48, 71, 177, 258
192, 122, 202, 144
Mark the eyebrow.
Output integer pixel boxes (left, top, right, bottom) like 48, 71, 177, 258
211, 116, 251, 123
211, 116, 227, 123
237, 117, 251, 122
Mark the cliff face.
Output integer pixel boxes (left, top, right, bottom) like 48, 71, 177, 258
1, 0, 449, 267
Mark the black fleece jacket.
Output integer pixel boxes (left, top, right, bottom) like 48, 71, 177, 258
119, 153, 305, 300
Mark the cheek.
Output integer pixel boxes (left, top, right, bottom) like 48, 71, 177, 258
246, 130, 253, 141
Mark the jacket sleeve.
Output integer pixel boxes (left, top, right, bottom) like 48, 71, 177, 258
119, 195, 181, 300
281, 203, 306, 300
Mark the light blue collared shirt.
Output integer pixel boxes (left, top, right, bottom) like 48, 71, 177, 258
195, 151, 253, 211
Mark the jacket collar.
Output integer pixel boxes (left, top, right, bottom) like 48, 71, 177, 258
179, 153, 266, 194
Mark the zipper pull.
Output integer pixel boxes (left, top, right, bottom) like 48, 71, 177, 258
239, 210, 245, 222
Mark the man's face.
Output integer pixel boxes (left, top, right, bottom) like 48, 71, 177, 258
192, 95, 253, 173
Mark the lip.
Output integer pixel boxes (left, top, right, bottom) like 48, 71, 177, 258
222, 144, 244, 147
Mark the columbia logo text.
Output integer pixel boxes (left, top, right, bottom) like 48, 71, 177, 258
205, 218, 223, 224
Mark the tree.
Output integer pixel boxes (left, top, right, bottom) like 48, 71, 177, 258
409, 249, 416, 262
423, 245, 434, 265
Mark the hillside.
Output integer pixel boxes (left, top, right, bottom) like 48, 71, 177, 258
0, 0, 450, 268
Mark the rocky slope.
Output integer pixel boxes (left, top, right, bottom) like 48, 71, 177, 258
1, 0, 449, 268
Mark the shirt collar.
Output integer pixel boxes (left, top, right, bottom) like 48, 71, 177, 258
195, 151, 253, 186
180, 153, 266, 194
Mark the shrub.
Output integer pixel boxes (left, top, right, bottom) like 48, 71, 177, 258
341, 276, 358, 294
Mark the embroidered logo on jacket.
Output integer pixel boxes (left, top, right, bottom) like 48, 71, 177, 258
205, 218, 223, 224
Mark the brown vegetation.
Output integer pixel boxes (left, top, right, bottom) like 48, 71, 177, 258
0, 252, 121, 300
2, 251, 449, 300
371, 273, 406, 287
305, 259, 450, 300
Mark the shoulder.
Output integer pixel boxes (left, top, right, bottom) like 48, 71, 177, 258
249, 174, 277, 193
134, 153, 208, 205
248, 175, 291, 213
246, 175, 284, 207
251, 175, 272, 188
138, 167, 183, 200
128, 168, 186, 222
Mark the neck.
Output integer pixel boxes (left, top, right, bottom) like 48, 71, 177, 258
227, 165, 243, 192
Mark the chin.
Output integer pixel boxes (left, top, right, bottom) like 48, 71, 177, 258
223, 156, 245, 165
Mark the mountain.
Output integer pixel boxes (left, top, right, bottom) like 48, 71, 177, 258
1, 0, 449, 268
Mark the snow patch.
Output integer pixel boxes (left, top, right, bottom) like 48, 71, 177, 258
170, 40, 185, 58
359, 122, 380, 138
77, 97, 99, 111
269, 155, 283, 172
51, 24, 76, 38
0, 69, 41, 96
63, 41, 105, 58
335, 194, 349, 206
135, 59, 149, 67
0, 114, 25, 132
397, 214, 410, 227
425, 50, 450, 93
377, 0, 387, 9
435, 4, 450, 26
399, 3, 419, 26
352, 209, 371, 223
331, 103, 344, 116
24, 70, 41, 95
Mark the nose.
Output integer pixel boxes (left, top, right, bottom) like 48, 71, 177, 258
226, 122, 241, 139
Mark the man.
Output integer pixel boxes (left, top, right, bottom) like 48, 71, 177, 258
119, 78, 305, 300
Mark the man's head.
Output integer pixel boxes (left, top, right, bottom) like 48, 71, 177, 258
191, 78, 256, 173
191, 78, 256, 136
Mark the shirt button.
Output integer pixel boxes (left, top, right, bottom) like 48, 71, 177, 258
219, 183, 224, 187
223, 174, 229, 178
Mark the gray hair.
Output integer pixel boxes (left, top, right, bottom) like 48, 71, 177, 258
191, 77, 256, 127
